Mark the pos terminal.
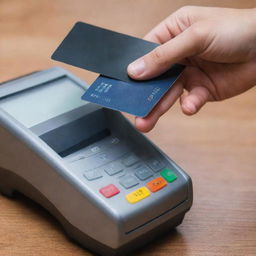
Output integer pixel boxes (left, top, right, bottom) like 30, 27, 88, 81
0, 67, 192, 256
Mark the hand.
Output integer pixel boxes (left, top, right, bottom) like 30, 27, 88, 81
127, 6, 256, 132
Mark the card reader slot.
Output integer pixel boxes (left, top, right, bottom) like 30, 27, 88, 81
125, 199, 187, 234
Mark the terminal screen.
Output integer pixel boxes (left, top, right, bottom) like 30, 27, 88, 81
0, 77, 88, 128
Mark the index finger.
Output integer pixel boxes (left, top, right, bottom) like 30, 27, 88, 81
144, 5, 208, 44
143, 7, 191, 44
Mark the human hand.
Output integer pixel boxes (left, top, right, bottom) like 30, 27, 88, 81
127, 6, 256, 132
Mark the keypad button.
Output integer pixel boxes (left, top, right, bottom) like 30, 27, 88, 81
84, 146, 102, 157
119, 175, 139, 189
122, 154, 140, 167
104, 162, 124, 176
111, 137, 120, 145
95, 153, 109, 164
147, 159, 165, 172
160, 168, 177, 183
83, 170, 103, 181
90, 146, 101, 153
100, 184, 120, 198
68, 155, 85, 163
147, 177, 167, 192
126, 187, 150, 204
135, 166, 154, 180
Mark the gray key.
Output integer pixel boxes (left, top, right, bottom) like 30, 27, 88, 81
119, 175, 139, 189
122, 154, 140, 167
104, 162, 124, 176
147, 159, 165, 172
135, 166, 153, 180
67, 155, 85, 163
84, 169, 103, 181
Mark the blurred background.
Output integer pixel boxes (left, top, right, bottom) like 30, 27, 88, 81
0, 0, 255, 255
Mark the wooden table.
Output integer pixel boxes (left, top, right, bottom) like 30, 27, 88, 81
0, 0, 255, 255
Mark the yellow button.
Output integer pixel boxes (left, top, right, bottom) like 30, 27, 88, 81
125, 187, 150, 204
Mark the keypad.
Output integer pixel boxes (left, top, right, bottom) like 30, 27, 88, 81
147, 158, 165, 172
126, 187, 150, 204
83, 169, 103, 181
119, 175, 139, 189
100, 184, 120, 198
90, 146, 101, 153
79, 142, 179, 204
122, 154, 140, 167
67, 155, 85, 163
147, 177, 167, 192
111, 137, 120, 144
104, 162, 124, 176
134, 165, 153, 180
84, 146, 102, 157
160, 168, 177, 183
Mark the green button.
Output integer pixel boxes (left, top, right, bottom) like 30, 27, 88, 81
160, 168, 177, 183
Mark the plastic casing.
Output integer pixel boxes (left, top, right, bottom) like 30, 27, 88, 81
0, 67, 193, 255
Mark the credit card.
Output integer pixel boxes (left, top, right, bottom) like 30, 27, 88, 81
51, 22, 159, 83
82, 64, 184, 117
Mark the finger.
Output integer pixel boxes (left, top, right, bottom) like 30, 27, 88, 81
135, 80, 184, 132
143, 19, 175, 44
180, 86, 210, 115
144, 5, 211, 44
128, 23, 208, 80
143, 6, 197, 43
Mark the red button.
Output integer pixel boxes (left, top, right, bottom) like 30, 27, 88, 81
99, 184, 120, 198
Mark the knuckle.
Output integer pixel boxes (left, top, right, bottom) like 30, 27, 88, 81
189, 24, 208, 52
190, 24, 205, 40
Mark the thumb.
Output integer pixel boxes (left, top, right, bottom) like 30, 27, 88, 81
127, 24, 207, 80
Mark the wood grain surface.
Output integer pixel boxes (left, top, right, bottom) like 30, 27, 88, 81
0, 0, 255, 255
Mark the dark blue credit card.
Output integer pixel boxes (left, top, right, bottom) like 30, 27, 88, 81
82, 64, 184, 117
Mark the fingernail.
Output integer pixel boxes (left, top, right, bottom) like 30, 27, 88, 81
183, 101, 196, 114
128, 58, 146, 77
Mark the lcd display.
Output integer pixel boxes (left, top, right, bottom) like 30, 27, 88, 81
0, 77, 87, 128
